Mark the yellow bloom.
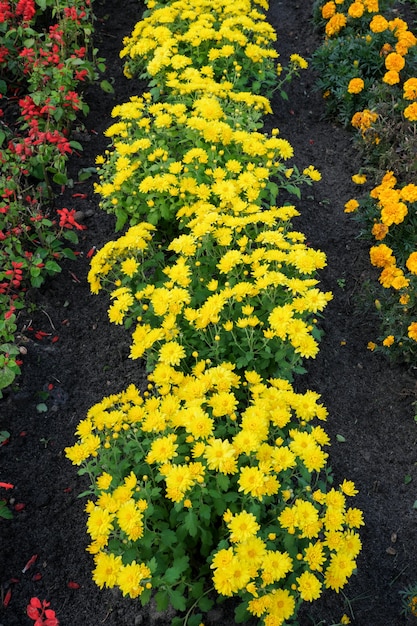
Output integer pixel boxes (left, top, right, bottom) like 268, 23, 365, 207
290, 53, 308, 69
158, 341, 186, 366
146, 433, 178, 464
340, 479, 358, 496
212, 554, 251, 596
261, 551, 293, 585
227, 510, 261, 543
87, 506, 114, 540
303, 165, 322, 181
117, 499, 144, 541
304, 541, 326, 572
92, 552, 122, 589
204, 438, 238, 474
96, 472, 113, 491
296, 570, 322, 601
117, 561, 151, 598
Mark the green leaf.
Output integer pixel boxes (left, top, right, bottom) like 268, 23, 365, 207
163, 555, 189, 584
184, 510, 198, 537
167, 588, 187, 612
69, 140, 83, 151
45, 260, 61, 273
0, 366, 15, 390
0, 500, 13, 519
199, 503, 212, 522
0, 431, 10, 444
53, 172, 68, 185
198, 595, 214, 612
217, 474, 230, 492
0, 129, 6, 147
100, 79, 115, 94
336, 434, 346, 443
36, 403, 48, 413
115, 209, 128, 232
155, 590, 170, 612
404, 475, 412, 485
234, 600, 250, 624
285, 184, 301, 199
188, 613, 204, 626
161, 528, 178, 546
63, 230, 79, 244
78, 167, 96, 181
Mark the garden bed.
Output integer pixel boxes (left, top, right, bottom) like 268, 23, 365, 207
1, 0, 417, 625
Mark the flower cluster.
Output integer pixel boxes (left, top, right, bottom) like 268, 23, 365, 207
312, 1, 417, 364
67, 366, 363, 621
67, 1, 362, 624
312, 0, 417, 128
0, 0, 103, 396
120, 0, 279, 101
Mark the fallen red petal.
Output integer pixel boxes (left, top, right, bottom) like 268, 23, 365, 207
67, 581, 80, 589
23, 555, 38, 573
14, 503, 25, 511
32, 573, 42, 581
0, 482, 14, 489
3, 588, 12, 608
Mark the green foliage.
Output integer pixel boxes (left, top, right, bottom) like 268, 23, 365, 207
0, 0, 105, 394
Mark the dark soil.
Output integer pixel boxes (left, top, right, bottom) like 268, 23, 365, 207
1, 1, 417, 625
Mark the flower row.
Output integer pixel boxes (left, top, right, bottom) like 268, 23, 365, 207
312, 0, 417, 362
0, 0, 103, 395
66, 1, 363, 625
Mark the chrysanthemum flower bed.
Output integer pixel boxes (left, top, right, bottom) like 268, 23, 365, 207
0, 0, 103, 395
66, 2, 364, 625
312, 0, 417, 363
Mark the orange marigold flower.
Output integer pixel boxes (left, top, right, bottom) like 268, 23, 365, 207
352, 173, 367, 184
408, 322, 417, 341
348, 2, 364, 18
382, 335, 394, 347
400, 184, 417, 202
396, 31, 417, 55
404, 102, 417, 121
383, 70, 400, 85
347, 78, 364, 94
385, 52, 405, 72
369, 243, 395, 268
406, 252, 417, 274
322, 1, 336, 19
371, 223, 389, 240
363, 0, 379, 11
370, 15, 389, 33
325, 13, 347, 37
403, 78, 417, 101
344, 199, 359, 213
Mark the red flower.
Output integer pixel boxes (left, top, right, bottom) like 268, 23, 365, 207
0, 1, 12, 23
15, 0, 36, 22
0, 45, 8, 63
56, 208, 86, 230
